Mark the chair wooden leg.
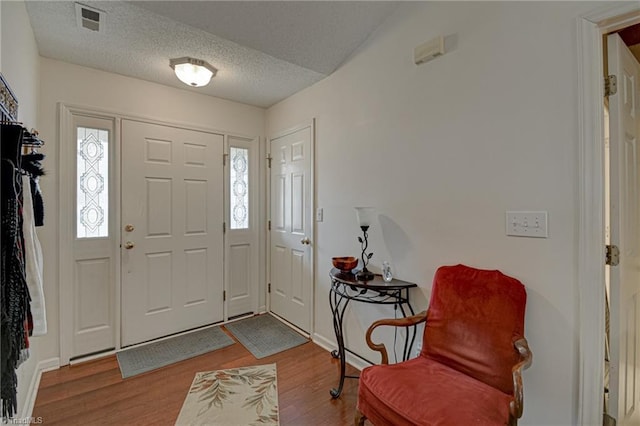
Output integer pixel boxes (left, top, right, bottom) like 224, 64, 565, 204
354, 407, 366, 426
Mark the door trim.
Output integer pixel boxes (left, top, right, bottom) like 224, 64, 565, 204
267, 119, 316, 334
58, 102, 262, 364
577, 5, 640, 424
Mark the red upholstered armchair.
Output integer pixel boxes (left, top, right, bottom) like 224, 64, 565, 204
355, 264, 532, 426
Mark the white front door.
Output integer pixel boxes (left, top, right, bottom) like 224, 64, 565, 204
121, 120, 224, 346
225, 136, 260, 319
269, 123, 314, 332
607, 33, 640, 424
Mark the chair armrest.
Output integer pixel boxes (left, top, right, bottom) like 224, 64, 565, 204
509, 338, 533, 423
365, 310, 428, 365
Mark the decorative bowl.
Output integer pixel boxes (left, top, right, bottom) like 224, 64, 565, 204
332, 256, 358, 273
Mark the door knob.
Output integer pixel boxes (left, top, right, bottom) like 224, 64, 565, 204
301, 237, 311, 245
124, 241, 135, 249
124, 224, 135, 232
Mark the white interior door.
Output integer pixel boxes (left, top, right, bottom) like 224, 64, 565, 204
269, 123, 313, 332
121, 120, 224, 346
607, 33, 640, 425
225, 136, 260, 319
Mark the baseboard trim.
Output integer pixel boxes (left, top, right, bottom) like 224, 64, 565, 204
312, 332, 369, 371
21, 357, 60, 419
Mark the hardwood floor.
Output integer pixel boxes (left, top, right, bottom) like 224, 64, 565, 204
32, 326, 362, 425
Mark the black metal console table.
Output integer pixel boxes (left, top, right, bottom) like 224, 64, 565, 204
329, 268, 417, 398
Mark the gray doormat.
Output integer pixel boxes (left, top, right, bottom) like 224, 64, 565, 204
225, 314, 309, 359
116, 326, 234, 378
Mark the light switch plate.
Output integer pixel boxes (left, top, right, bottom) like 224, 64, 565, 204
316, 208, 323, 222
506, 211, 548, 238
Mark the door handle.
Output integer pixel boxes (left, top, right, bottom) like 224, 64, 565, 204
124, 224, 135, 232
124, 241, 135, 250
301, 237, 311, 245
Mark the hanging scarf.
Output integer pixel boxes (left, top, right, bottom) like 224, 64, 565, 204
22, 153, 45, 227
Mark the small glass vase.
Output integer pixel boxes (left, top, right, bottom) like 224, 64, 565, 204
382, 261, 393, 282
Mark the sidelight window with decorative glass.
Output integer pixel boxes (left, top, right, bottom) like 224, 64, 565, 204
76, 126, 109, 238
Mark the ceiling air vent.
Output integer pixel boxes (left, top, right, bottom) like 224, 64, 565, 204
75, 3, 105, 32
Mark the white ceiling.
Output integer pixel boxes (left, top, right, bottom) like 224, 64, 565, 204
24, 1, 400, 108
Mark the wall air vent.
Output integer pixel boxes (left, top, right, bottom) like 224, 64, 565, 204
75, 3, 105, 32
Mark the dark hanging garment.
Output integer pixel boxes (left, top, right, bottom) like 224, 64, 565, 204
19, 152, 45, 177
1, 124, 32, 419
21, 152, 45, 226
29, 176, 44, 227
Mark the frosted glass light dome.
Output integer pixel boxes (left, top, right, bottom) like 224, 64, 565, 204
170, 57, 217, 87
355, 207, 375, 228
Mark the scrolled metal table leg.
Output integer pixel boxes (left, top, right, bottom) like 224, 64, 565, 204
329, 282, 350, 398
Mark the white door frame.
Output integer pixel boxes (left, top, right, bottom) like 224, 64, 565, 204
267, 119, 316, 333
577, 5, 640, 424
59, 103, 262, 364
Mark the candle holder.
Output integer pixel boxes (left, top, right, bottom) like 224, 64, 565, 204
355, 207, 375, 281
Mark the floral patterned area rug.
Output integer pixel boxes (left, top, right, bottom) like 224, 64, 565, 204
175, 364, 279, 426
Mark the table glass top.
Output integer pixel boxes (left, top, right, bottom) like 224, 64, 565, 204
330, 268, 417, 290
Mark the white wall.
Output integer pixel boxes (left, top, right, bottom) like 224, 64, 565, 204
1, 0, 44, 419
1, 1, 39, 123
266, 2, 611, 424
36, 57, 265, 364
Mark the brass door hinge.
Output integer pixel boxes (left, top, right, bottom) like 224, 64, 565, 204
223, 153, 228, 166
223, 222, 226, 233
268, 220, 271, 231
223, 290, 226, 301
606, 244, 620, 266
268, 283, 271, 293
605, 75, 617, 97
267, 155, 272, 169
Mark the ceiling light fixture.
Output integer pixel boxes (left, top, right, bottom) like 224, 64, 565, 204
169, 57, 217, 87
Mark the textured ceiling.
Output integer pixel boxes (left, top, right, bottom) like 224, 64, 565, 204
24, 1, 400, 108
